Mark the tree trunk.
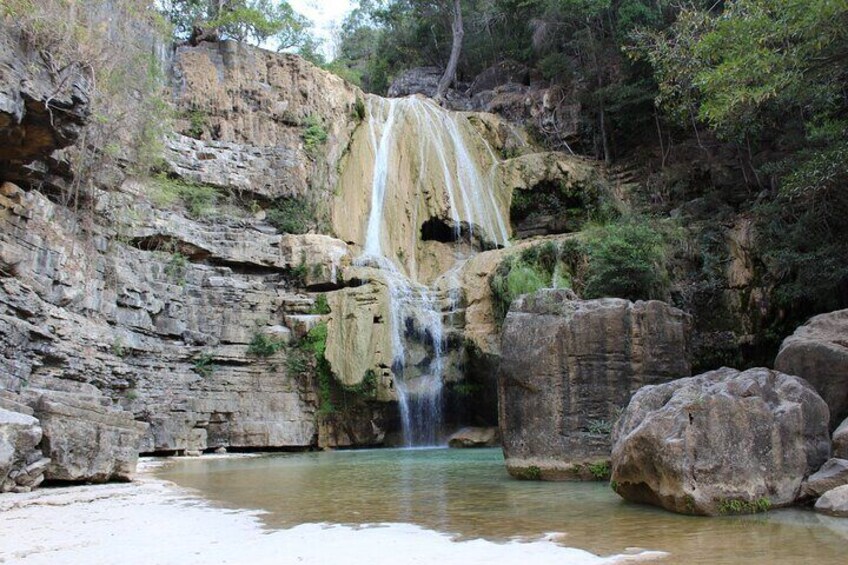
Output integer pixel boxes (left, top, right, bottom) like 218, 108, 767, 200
436, 0, 464, 102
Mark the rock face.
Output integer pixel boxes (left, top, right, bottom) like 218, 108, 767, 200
498, 290, 691, 480
169, 40, 362, 205
0, 24, 90, 183
611, 367, 831, 515
0, 406, 45, 493
24, 385, 147, 483
447, 426, 499, 448
775, 309, 848, 428
815, 484, 848, 517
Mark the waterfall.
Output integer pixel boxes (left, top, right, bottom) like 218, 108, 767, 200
354, 96, 509, 446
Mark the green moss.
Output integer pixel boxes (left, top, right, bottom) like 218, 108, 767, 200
515, 465, 543, 481
111, 337, 127, 358
717, 497, 772, 515
164, 252, 188, 286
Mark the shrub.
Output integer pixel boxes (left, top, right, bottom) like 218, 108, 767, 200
192, 352, 215, 378
581, 217, 674, 301
266, 197, 312, 234
302, 114, 328, 154
310, 294, 331, 315
151, 175, 218, 218
164, 252, 188, 285
248, 333, 285, 357
490, 240, 576, 326
587, 462, 611, 480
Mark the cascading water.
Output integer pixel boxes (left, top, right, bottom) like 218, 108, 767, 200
355, 96, 510, 446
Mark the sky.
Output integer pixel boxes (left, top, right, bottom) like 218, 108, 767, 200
289, 0, 356, 59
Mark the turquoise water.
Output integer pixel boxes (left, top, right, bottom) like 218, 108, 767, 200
155, 448, 848, 564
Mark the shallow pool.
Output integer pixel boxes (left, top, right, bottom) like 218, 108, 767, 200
155, 448, 848, 564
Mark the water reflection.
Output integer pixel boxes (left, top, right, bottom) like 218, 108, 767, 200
156, 448, 848, 564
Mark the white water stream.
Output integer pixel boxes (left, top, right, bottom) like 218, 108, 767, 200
356, 96, 509, 446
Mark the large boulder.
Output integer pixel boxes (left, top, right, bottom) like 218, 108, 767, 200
611, 367, 831, 515
0, 407, 46, 493
775, 309, 848, 428
834, 417, 848, 459
26, 387, 148, 483
498, 290, 691, 480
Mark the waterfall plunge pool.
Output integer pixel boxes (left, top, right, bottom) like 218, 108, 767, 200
154, 447, 847, 564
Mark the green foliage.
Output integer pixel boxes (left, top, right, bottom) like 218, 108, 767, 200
184, 108, 208, 139
587, 462, 611, 481
718, 497, 771, 515
266, 197, 312, 234
310, 294, 331, 315
111, 337, 127, 358
151, 175, 219, 218
343, 369, 378, 398
164, 252, 189, 285
125, 389, 139, 401
162, 0, 311, 48
510, 177, 617, 232
581, 217, 674, 301
193, 352, 215, 378
248, 332, 286, 357
490, 240, 577, 326
302, 115, 329, 155
586, 419, 612, 436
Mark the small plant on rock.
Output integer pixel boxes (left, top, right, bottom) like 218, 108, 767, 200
587, 461, 611, 480
248, 333, 285, 357
193, 352, 215, 378
302, 114, 328, 154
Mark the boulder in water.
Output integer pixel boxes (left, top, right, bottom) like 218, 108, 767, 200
775, 309, 848, 428
611, 367, 831, 515
448, 427, 500, 448
815, 484, 848, 517
498, 290, 691, 480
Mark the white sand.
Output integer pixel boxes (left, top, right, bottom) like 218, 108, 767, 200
0, 460, 667, 565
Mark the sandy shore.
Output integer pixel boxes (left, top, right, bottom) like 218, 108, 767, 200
0, 458, 666, 565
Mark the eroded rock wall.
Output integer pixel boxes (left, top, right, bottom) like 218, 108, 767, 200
498, 290, 691, 480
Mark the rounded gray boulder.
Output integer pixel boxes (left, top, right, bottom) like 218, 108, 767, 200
611, 367, 831, 515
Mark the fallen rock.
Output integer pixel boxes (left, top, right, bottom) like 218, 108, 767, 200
448, 427, 500, 448
611, 367, 831, 515
775, 309, 848, 427
803, 459, 848, 499
499, 290, 691, 480
834, 417, 848, 459
815, 484, 848, 517
0, 408, 44, 493
27, 390, 148, 483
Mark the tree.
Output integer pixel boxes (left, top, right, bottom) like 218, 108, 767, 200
435, 0, 464, 101
162, 0, 310, 48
